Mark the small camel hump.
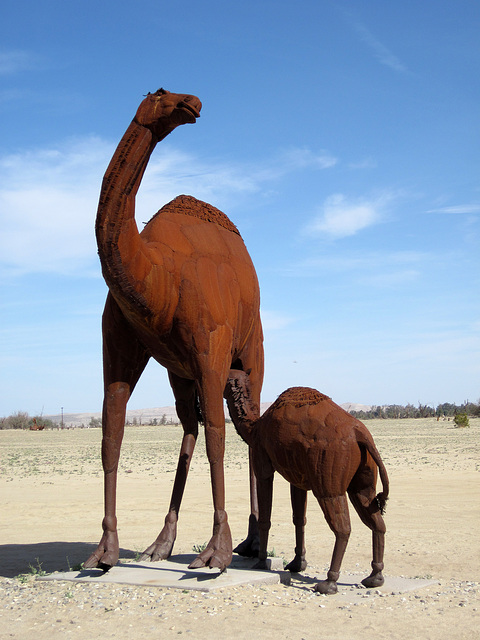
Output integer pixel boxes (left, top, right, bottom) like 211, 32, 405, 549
273, 387, 330, 409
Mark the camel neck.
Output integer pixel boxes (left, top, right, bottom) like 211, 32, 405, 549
96, 120, 156, 228
94, 119, 160, 316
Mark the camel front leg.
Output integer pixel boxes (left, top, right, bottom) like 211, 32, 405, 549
285, 485, 308, 572
188, 372, 232, 571
84, 382, 129, 570
140, 375, 199, 562
84, 294, 149, 571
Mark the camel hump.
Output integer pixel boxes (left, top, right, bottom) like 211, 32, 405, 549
274, 387, 330, 409
153, 195, 241, 236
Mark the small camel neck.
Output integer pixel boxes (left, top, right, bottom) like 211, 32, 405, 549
224, 378, 257, 446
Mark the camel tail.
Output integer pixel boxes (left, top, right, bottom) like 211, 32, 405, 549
357, 426, 389, 515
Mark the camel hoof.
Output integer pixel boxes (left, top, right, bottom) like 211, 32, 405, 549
285, 556, 307, 573
140, 516, 177, 562
233, 515, 260, 557
139, 541, 173, 563
234, 536, 259, 558
314, 580, 338, 595
188, 511, 232, 571
84, 531, 119, 570
252, 559, 268, 570
361, 572, 385, 588
84, 551, 116, 571
188, 547, 232, 571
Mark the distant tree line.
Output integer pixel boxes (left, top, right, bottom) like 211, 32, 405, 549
0, 412, 57, 430
1, 401, 479, 429
349, 401, 480, 420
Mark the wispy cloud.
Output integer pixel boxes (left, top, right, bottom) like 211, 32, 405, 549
304, 192, 392, 239
260, 309, 296, 331
0, 49, 39, 75
348, 157, 377, 170
283, 249, 429, 290
359, 268, 420, 288
277, 148, 338, 171
0, 137, 112, 276
298, 250, 429, 273
0, 137, 337, 275
427, 204, 480, 214
342, 12, 407, 73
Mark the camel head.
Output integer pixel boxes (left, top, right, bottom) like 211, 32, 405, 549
134, 88, 202, 138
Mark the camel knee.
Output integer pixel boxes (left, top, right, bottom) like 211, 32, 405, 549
102, 515, 117, 533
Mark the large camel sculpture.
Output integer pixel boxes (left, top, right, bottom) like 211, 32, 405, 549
84, 89, 264, 573
224, 370, 389, 594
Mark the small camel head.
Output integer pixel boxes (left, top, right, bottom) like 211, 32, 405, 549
226, 369, 251, 399
134, 88, 202, 138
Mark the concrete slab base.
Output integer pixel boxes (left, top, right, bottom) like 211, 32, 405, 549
40, 554, 437, 602
39, 554, 290, 592
288, 571, 438, 604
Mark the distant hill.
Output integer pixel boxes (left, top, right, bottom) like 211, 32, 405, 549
46, 401, 372, 428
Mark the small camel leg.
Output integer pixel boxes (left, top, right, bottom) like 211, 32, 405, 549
361, 529, 385, 588
234, 449, 260, 558
285, 485, 308, 572
347, 486, 386, 589
314, 495, 351, 595
252, 472, 274, 570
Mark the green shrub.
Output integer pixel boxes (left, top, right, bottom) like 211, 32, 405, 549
454, 413, 469, 428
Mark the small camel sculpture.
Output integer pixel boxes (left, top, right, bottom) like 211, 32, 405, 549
224, 370, 389, 594
85, 89, 264, 573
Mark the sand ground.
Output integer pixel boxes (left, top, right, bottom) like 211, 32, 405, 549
0, 417, 478, 639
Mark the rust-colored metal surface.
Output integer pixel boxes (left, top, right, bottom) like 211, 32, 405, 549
225, 370, 389, 594
85, 89, 264, 573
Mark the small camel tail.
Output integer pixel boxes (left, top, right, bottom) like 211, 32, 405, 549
357, 426, 389, 515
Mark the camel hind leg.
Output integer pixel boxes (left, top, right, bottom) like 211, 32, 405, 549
313, 494, 351, 594
348, 466, 386, 588
140, 373, 199, 562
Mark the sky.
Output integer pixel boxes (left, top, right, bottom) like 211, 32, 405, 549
1, 0, 479, 417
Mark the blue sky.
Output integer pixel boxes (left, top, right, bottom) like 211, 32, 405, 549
1, 0, 479, 416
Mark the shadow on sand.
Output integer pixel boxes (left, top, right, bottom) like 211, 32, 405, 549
0, 542, 136, 578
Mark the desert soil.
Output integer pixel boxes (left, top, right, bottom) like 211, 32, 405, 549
0, 417, 478, 639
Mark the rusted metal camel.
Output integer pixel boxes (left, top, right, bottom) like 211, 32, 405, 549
224, 370, 389, 594
85, 89, 264, 572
